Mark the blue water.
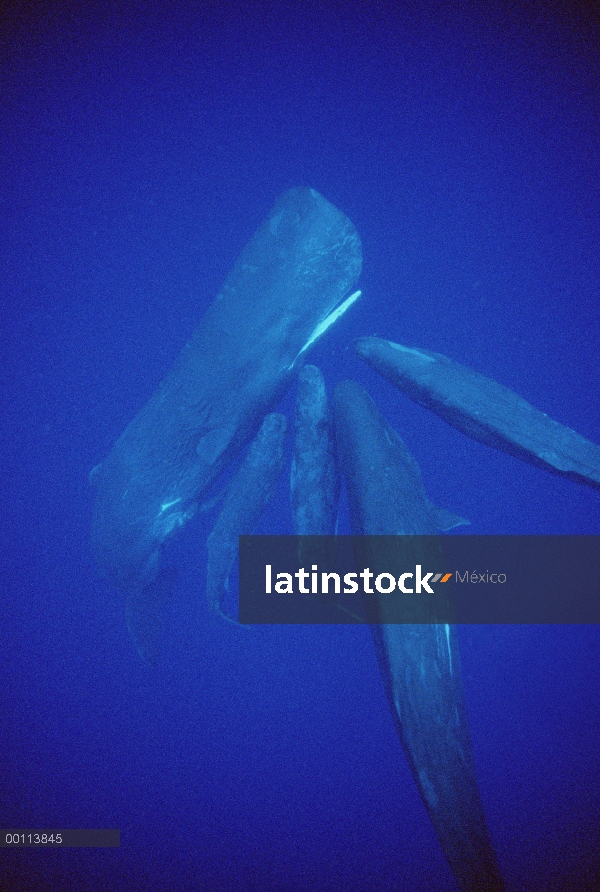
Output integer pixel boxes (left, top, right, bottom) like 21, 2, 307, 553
2, 3, 599, 890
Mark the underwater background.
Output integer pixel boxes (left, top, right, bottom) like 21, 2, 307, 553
2, 2, 599, 890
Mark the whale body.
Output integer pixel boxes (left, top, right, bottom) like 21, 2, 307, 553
333, 380, 505, 892
354, 336, 600, 492
91, 189, 361, 661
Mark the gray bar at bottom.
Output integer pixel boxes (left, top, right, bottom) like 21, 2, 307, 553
1, 830, 120, 848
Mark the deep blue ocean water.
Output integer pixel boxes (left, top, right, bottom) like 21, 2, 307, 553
2, 3, 599, 890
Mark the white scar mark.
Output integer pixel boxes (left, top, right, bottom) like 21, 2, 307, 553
153, 497, 198, 541
158, 498, 182, 514
444, 623, 453, 675
291, 290, 362, 369
391, 343, 436, 362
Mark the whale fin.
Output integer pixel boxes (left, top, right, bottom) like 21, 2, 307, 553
124, 567, 178, 666
434, 506, 470, 532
